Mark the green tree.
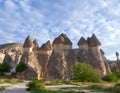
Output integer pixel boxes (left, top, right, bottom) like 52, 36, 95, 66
16, 62, 27, 73
102, 73, 118, 82
111, 66, 117, 73
72, 62, 100, 82
0, 62, 11, 75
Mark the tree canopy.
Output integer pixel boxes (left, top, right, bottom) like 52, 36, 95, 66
72, 62, 100, 82
0, 62, 11, 75
16, 62, 27, 73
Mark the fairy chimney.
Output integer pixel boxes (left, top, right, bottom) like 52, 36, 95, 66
116, 52, 119, 61
39, 40, 52, 55
53, 33, 72, 52
20, 36, 41, 79
88, 34, 101, 55
23, 35, 34, 55
89, 34, 101, 47
89, 34, 107, 75
33, 39, 39, 50
78, 37, 88, 50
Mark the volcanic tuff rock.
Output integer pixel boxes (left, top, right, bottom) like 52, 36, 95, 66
16, 67, 38, 79
20, 36, 41, 79
0, 33, 113, 80
23, 35, 34, 48
78, 37, 88, 45
37, 40, 52, 77
53, 33, 72, 45
33, 39, 39, 50
108, 52, 120, 73
39, 40, 52, 50
45, 34, 111, 80
46, 50, 67, 80
88, 34, 101, 46
0, 43, 23, 67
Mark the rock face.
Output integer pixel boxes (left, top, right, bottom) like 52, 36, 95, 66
45, 34, 111, 80
108, 52, 120, 72
0, 33, 112, 80
46, 51, 67, 80
78, 37, 88, 50
0, 52, 5, 63
0, 43, 23, 72
37, 40, 52, 77
53, 33, 72, 53
33, 39, 39, 50
46, 34, 73, 80
20, 36, 41, 79
16, 67, 38, 79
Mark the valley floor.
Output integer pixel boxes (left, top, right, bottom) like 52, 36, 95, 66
46, 84, 106, 93
0, 81, 108, 93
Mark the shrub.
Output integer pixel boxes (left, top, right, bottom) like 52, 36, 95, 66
111, 67, 117, 73
63, 80, 73, 84
104, 83, 120, 93
26, 79, 45, 91
88, 83, 120, 93
88, 84, 104, 91
72, 62, 100, 82
51, 80, 62, 85
113, 72, 120, 79
114, 83, 120, 88
0, 62, 11, 75
0, 86, 5, 91
16, 62, 27, 73
102, 73, 118, 82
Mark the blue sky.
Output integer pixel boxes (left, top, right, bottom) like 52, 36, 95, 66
0, 0, 120, 60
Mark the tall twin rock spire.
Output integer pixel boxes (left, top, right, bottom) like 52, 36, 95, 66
78, 34, 101, 47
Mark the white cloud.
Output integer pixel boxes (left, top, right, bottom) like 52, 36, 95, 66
0, 0, 120, 60
106, 53, 116, 61
4, 0, 16, 11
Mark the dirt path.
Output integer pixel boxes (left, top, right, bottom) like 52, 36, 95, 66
1, 81, 30, 93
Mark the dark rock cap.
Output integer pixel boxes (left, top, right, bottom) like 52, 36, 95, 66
33, 39, 39, 49
89, 34, 101, 46
116, 52, 119, 56
23, 35, 34, 48
39, 40, 52, 50
78, 37, 88, 45
53, 33, 72, 45
87, 37, 90, 44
